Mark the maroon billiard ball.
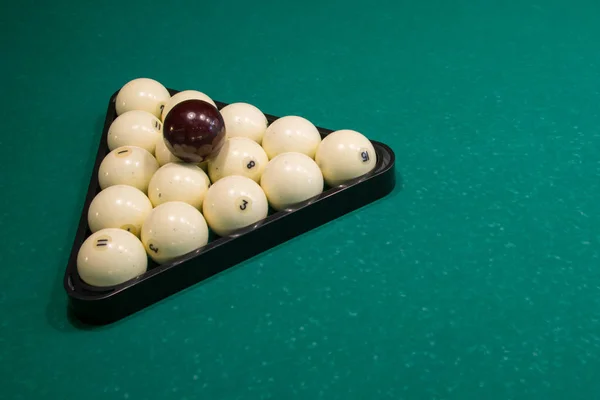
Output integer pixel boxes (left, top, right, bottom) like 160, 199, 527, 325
162, 99, 226, 163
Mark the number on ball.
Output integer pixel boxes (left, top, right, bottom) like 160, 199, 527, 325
360, 150, 370, 162
236, 196, 252, 212
94, 235, 111, 251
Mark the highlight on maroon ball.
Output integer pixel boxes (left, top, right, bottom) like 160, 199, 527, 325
162, 99, 226, 163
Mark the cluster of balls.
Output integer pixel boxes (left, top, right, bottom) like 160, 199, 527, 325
77, 78, 377, 288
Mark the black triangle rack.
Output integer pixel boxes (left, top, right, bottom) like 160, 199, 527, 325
63, 87, 397, 325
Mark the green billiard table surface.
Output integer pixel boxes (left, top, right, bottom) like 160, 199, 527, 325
3, 1, 600, 399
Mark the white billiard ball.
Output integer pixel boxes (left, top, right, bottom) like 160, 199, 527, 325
202, 175, 269, 237
161, 90, 216, 121
208, 137, 269, 183
315, 129, 377, 187
77, 228, 148, 287
147, 162, 210, 209
141, 201, 209, 264
98, 146, 159, 193
220, 102, 268, 144
115, 78, 171, 118
88, 184, 153, 237
261, 116, 322, 159
260, 152, 324, 211
107, 110, 162, 154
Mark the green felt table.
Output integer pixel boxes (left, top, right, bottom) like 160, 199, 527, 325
3, 0, 600, 398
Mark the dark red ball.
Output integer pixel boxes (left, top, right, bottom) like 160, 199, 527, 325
162, 99, 226, 163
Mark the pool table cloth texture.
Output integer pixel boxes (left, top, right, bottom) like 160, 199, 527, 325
2, 0, 600, 399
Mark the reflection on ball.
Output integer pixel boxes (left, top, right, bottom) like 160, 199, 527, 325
155, 137, 183, 166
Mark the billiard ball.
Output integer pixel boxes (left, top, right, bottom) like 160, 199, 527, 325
202, 175, 268, 237
160, 90, 216, 121
147, 162, 210, 209
115, 78, 170, 118
208, 137, 268, 183
260, 152, 324, 211
261, 116, 322, 159
88, 184, 153, 237
98, 145, 159, 193
77, 228, 148, 287
141, 201, 209, 264
162, 99, 226, 163
219, 102, 268, 144
315, 129, 377, 186
107, 110, 162, 154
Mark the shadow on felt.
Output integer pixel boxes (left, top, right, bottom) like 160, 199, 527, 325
45, 114, 108, 332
